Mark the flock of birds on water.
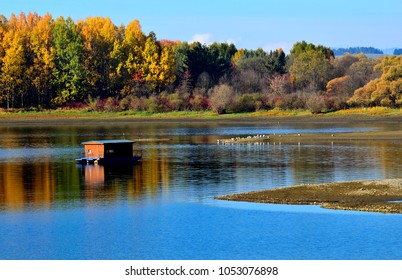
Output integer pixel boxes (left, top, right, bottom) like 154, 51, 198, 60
217, 132, 336, 145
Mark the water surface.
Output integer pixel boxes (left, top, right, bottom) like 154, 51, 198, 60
0, 122, 401, 259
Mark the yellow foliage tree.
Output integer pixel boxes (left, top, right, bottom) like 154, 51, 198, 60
0, 15, 27, 108
159, 45, 176, 87
348, 56, 402, 107
141, 34, 175, 92
124, 19, 146, 76
232, 48, 245, 66
30, 13, 56, 107
78, 16, 118, 96
326, 75, 353, 96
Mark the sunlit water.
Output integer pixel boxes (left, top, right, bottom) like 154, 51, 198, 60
0, 122, 401, 259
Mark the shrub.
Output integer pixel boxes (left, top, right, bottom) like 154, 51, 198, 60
86, 96, 102, 111
189, 93, 209, 111
145, 95, 164, 113
306, 94, 326, 114
104, 97, 121, 112
208, 84, 237, 114
234, 94, 257, 112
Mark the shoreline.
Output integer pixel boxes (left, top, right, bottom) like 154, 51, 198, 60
216, 179, 402, 214
1, 109, 402, 126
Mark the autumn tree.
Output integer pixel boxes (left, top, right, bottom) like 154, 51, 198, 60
326, 75, 354, 96
124, 20, 146, 78
158, 43, 176, 89
116, 19, 146, 95
349, 56, 402, 107
0, 15, 8, 104
138, 33, 176, 92
0, 14, 7, 63
30, 13, 55, 107
332, 53, 359, 77
78, 16, 117, 97
346, 55, 379, 88
141, 33, 160, 91
326, 54, 379, 100
0, 14, 28, 108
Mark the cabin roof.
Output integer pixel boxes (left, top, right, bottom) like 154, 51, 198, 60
81, 139, 134, 145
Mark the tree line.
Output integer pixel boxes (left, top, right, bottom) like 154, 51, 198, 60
0, 13, 401, 113
332, 47, 383, 56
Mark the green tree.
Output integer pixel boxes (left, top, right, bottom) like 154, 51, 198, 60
172, 41, 191, 93
52, 16, 86, 105
290, 49, 334, 90
187, 42, 211, 88
289, 41, 334, 61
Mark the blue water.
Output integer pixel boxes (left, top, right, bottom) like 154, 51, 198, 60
0, 122, 401, 260
2, 201, 402, 260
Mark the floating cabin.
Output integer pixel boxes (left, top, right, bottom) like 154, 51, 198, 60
76, 140, 141, 165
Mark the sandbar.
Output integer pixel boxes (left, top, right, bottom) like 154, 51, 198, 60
216, 179, 402, 214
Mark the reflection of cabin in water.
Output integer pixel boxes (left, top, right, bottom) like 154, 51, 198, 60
81, 164, 135, 187
76, 140, 141, 165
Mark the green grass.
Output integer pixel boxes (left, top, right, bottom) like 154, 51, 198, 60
1, 107, 402, 121
330, 107, 402, 116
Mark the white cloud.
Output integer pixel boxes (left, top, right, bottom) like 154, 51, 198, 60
263, 42, 293, 54
189, 34, 240, 46
223, 37, 240, 45
190, 33, 213, 45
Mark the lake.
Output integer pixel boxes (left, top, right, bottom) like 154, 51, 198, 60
0, 120, 401, 260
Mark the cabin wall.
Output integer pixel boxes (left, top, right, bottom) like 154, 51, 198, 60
84, 144, 104, 158
103, 143, 133, 158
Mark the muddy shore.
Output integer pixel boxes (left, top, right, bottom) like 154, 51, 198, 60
216, 179, 402, 214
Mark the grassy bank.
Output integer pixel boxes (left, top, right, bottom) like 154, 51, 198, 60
0, 107, 401, 124
216, 179, 402, 214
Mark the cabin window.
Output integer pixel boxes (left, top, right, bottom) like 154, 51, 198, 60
88, 149, 92, 154
107, 149, 114, 154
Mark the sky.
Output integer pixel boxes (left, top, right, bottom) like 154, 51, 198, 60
2, 0, 402, 53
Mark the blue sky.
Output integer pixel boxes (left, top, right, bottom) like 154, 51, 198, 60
2, 0, 402, 53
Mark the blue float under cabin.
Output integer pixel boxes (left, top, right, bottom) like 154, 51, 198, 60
76, 139, 141, 164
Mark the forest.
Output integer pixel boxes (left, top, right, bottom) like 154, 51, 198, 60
1, 12, 402, 114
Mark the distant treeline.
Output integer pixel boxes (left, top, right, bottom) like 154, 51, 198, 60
394, 49, 402, 55
0, 13, 401, 114
332, 47, 383, 56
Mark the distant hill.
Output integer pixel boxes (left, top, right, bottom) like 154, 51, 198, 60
332, 47, 383, 56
